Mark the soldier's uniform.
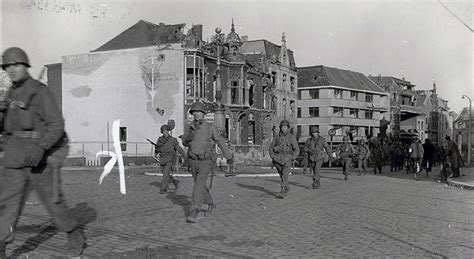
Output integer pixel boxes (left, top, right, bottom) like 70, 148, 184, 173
369, 137, 384, 174
155, 125, 186, 194
182, 102, 233, 223
0, 47, 83, 257
389, 142, 400, 172
356, 139, 369, 175
269, 120, 299, 197
409, 139, 424, 180
304, 128, 332, 189
336, 137, 354, 180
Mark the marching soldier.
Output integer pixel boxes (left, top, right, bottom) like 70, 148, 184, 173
409, 138, 424, 180
444, 136, 464, 178
155, 124, 186, 194
182, 102, 233, 223
369, 136, 384, 174
336, 136, 355, 180
269, 120, 299, 197
0, 47, 84, 258
303, 127, 332, 189
356, 139, 369, 175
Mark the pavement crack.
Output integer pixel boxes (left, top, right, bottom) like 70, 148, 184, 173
363, 226, 449, 258
338, 202, 473, 225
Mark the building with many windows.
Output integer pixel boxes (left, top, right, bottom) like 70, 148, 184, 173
241, 34, 298, 138
49, 19, 295, 161
369, 75, 426, 142
297, 66, 389, 144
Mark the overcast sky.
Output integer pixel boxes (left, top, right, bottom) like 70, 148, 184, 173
1, 0, 472, 114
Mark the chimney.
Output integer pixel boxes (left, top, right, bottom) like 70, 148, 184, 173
432, 80, 437, 94
241, 35, 248, 42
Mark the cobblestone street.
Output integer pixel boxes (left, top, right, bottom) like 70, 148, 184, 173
6, 166, 474, 258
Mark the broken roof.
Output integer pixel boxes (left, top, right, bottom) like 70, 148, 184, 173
93, 20, 186, 52
369, 75, 416, 88
242, 39, 296, 67
297, 65, 385, 93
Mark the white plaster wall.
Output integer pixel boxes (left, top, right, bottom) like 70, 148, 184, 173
62, 47, 184, 157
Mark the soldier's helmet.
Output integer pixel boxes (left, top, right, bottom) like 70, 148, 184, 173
279, 120, 290, 128
310, 127, 319, 134
189, 102, 206, 114
1, 47, 30, 70
160, 125, 171, 133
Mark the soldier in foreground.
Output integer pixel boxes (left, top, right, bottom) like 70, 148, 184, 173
154, 124, 186, 194
0, 47, 84, 258
269, 120, 299, 198
182, 102, 233, 223
303, 127, 332, 189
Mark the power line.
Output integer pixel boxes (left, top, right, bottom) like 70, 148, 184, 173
438, 0, 473, 32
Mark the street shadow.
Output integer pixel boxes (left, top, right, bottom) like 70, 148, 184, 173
365, 166, 446, 183
150, 181, 162, 189
234, 182, 281, 198
320, 175, 345, 181
11, 202, 97, 258
10, 225, 58, 258
264, 179, 313, 190
165, 192, 192, 217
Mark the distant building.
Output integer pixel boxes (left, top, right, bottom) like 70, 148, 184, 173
297, 66, 389, 144
454, 106, 474, 162
369, 75, 424, 142
52, 19, 295, 161
242, 34, 298, 145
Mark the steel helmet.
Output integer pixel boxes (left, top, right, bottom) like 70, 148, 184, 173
189, 102, 206, 114
160, 125, 171, 133
279, 120, 290, 128
310, 127, 319, 134
1, 47, 30, 69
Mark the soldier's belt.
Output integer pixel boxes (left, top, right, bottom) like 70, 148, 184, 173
188, 152, 212, 160
9, 131, 41, 139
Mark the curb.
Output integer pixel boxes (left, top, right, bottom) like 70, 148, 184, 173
143, 172, 281, 178
446, 178, 474, 190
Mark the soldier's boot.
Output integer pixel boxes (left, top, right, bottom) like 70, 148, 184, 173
0, 241, 7, 259
312, 181, 321, 189
278, 186, 288, 198
205, 203, 216, 217
344, 174, 348, 181
66, 229, 84, 257
186, 209, 199, 223
172, 179, 180, 190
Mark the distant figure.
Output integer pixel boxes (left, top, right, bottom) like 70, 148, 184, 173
409, 138, 424, 180
445, 136, 464, 178
304, 127, 332, 189
356, 139, 370, 175
336, 136, 355, 180
379, 117, 389, 138
155, 124, 186, 194
422, 138, 435, 175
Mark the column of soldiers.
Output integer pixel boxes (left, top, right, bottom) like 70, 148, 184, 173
0, 47, 467, 258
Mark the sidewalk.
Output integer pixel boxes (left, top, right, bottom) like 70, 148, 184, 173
447, 166, 474, 189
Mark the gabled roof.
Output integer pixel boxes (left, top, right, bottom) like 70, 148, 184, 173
297, 65, 385, 93
242, 39, 296, 67
93, 20, 185, 52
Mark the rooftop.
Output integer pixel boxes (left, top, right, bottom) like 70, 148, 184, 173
297, 65, 385, 93
93, 20, 186, 52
